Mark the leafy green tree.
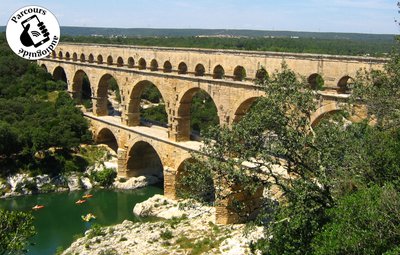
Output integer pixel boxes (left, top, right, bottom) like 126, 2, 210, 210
0, 210, 36, 255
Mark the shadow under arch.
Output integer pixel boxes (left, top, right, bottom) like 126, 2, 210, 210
72, 70, 92, 106
231, 97, 261, 124
95, 127, 119, 153
126, 141, 163, 179
126, 80, 168, 127
95, 73, 121, 116
176, 87, 219, 141
53, 66, 67, 83
175, 157, 215, 203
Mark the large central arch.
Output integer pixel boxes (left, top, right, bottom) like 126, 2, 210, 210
53, 66, 67, 83
176, 87, 219, 141
72, 70, 92, 105
125, 80, 168, 127
126, 141, 163, 178
95, 74, 121, 117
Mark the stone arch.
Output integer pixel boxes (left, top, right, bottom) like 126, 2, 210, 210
52, 51, 56, 58
95, 127, 119, 153
125, 80, 168, 127
88, 54, 94, 63
72, 70, 92, 103
231, 97, 260, 124
117, 57, 124, 67
40, 64, 47, 72
128, 57, 135, 68
138, 58, 146, 70
65, 52, 70, 60
178, 62, 188, 74
107, 55, 113, 65
176, 87, 219, 141
72, 52, 78, 61
53, 66, 67, 83
213, 65, 225, 79
233, 66, 246, 81
308, 73, 324, 90
97, 54, 103, 64
95, 73, 121, 116
256, 68, 269, 81
337, 75, 354, 94
175, 157, 215, 202
80, 53, 85, 62
126, 141, 163, 178
58, 51, 63, 59
311, 103, 342, 127
150, 59, 158, 71
195, 64, 205, 77
163, 61, 172, 73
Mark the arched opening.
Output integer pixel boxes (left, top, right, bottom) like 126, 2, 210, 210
52, 51, 56, 58
178, 62, 188, 74
337, 76, 354, 94
72, 70, 92, 109
58, 51, 63, 59
88, 54, 94, 63
65, 52, 70, 60
126, 80, 168, 127
96, 128, 118, 153
80, 53, 85, 62
176, 158, 215, 203
311, 107, 348, 128
256, 68, 269, 82
163, 61, 172, 73
117, 57, 124, 67
128, 57, 134, 68
72, 53, 78, 61
40, 64, 47, 72
176, 88, 219, 141
97, 55, 103, 64
213, 65, 225, 79
308, 73, 325, 90
233, 66, 246, 81
107, 55, 113, 65
138, 58, 146, 70
53, 66, 67, 83
150, 59, 158, 71
195, 64, 205, 77
126, 141, 163, 179
232, 97, 260, 124
96, 74, 122, 116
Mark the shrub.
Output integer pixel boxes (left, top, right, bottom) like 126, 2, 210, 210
91, 168, 117, 187
160, 229, 173, 240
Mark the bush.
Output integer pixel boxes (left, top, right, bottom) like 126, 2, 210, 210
91, 168, 117, 187
87, 224, 105, 239
160, 229, 173, 240
312, 185, 400, 255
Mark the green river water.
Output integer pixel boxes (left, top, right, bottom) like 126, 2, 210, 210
0, 186, 163, 255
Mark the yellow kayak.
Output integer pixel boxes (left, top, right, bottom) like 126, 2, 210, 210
81, 213, 96, 222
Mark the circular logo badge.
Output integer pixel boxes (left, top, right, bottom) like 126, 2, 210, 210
6, 6, 60, 60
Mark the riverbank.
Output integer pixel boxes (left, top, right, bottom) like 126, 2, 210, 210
0, 144, 162, 198
62, 194, 265, 255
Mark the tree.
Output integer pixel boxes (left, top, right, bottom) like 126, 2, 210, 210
0, 210, 35, 255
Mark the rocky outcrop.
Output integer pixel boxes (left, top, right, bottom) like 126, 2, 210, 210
62, 195, 265, 255
114, 176, 160, 190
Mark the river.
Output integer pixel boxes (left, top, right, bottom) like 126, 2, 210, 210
0, 186, 163, 255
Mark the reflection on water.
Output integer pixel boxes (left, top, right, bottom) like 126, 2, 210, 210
0, 186, 163, 255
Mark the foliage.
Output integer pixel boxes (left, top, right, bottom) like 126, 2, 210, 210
87, 224, 105, 239
91, 168, 117, 187
190, 90, 219, 134
160, 229, 173, 240
0, 33, 92, 177
312, 185, 400, 255
0, 210, 36, 255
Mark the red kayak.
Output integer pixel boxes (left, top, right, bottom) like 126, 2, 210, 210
32, 205, 44, 210
75, 199, 86, 204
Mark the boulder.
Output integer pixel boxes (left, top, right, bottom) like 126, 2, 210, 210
81, 177, 93, 189
114, 176, 160, 190
67, 174, 82, 191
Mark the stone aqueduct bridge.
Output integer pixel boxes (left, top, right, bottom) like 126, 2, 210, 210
38, 43, 385, 223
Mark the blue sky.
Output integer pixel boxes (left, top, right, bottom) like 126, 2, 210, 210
1, 0, 398, 34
